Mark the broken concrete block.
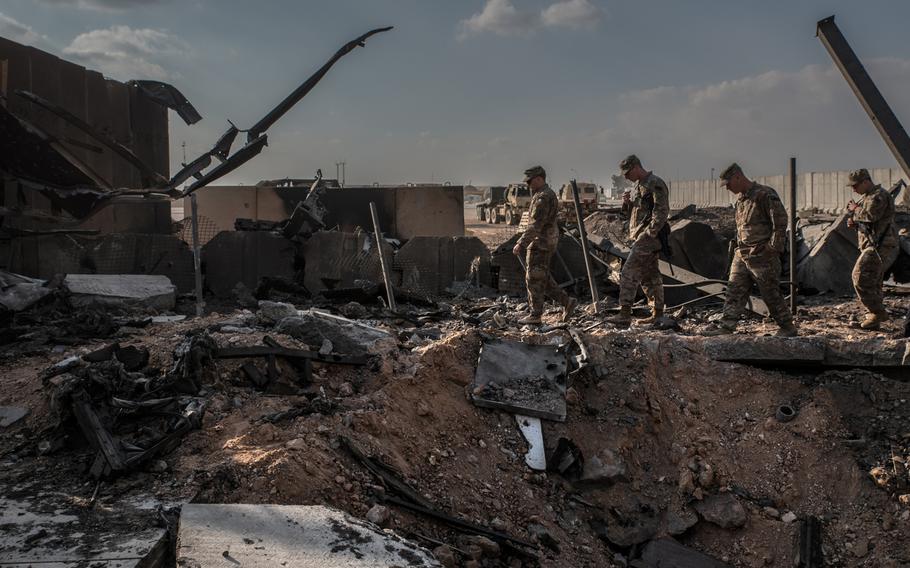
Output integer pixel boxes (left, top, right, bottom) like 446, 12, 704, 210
664, 509, 699, 536
275, 309, 393, 355
694, 493, 747, 529
640, 538, 732, 567
257, 300, 299, 324
0, 271, 51, 312
395, 236, 491, 297
668, 220, 728, 280
0, 406, 28, 427
578, 450, 628, 487
204, 231, 296, 298
64, 274, 176, 310
798, 213, 860, 295
176, 504, 440, 567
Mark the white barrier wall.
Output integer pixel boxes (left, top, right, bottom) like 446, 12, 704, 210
668, 168, 907, 212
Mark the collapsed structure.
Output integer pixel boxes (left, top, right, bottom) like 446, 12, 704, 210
1, 15, 910, 568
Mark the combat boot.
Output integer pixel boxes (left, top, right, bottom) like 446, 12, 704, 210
775, 323, 798, 337
702, 318, 737, 336
638, 307, 663, 325
561, 297, 578, 322
860, 311, 889, 330
605, 306, 632, 328
518, 313, 542, 325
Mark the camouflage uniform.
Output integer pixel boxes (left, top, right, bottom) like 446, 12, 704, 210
618, 172, 669, 310
517, 183, 569, 316
851, 184, 898, 316
722, 182, 793, 327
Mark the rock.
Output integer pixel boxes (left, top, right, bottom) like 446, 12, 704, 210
286, 438, 307, 451
697, 464, 715, 488
340, 301, 368, 319
762, 507, 780, 519
257, 300, 298, 324
463, 545, 483, 560
149, 459, 168, 473
677, 468, 696, 495
781, 511, 798, 523
459, 535, 499, 558
416, 401, 431, 416
565, 387, 580, 405
578, 450, 627, 487
318, 339, 333, 355
527, 523, 560, 551
432, 545, 456, 568
593, 515, 658, 548
338, 382, 354, 397
276, 310, 393, 355
694, 493, 747, 529
852, 538, 869, 558
665, 509, 699, 536
232, 282, 258, 309
365, 505, 390, 526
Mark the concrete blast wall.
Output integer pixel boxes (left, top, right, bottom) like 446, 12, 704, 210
670, 168, 907, 212
186, 185, 465, 243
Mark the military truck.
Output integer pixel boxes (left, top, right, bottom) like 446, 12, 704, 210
488, 183, 531, 225
475, 186, 506, 222
557, 182, 601, 218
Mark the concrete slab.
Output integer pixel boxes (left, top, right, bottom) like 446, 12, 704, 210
176, 504, 440, 568
668, 220, 728, 280
299, 231, 390, 294
638, 537, 732, 568
0, 480, 168, 567
798, 213, 859, 295
678, 336, 910, 368
0, 406, 28, 428
64, 274, 176, 310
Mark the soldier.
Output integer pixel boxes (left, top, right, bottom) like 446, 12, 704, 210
512, 165, 578, 325
705, 163, 797, 337
846, 168, 898, 330
605, 155, 669, 327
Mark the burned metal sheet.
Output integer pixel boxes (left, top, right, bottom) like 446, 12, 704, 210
471, 337, 567, 421
129, 80, 202, 125
0, 104, 97, 188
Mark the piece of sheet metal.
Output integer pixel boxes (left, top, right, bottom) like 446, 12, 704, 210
472, 337, 567, 421
515, 414, 546, 470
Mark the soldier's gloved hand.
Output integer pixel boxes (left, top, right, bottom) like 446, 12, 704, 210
847, 200, 859, 213
749, 243, 766, 256
622, 190, 632, 205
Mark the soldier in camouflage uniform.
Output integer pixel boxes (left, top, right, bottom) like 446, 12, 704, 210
846, 168, 898, 330
705, 163, 797, 337
606, 155, 669, 327
512, 166, 578, 325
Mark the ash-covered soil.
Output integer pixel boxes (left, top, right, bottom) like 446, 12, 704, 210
2, 300, 909, 567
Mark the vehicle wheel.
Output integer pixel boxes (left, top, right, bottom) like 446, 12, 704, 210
478, 209, 486, 221
505, 210, 514, 225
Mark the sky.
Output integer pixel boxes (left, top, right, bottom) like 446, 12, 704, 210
2, 0, 910, 187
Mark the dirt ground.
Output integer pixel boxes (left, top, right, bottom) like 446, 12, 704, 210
2, 287, 909, 567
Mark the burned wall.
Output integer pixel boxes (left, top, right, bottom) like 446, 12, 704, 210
187, 185, 465, 242
0, 36, 169, 189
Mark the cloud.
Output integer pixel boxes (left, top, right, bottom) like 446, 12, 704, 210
62, 25, 187, 80
541, 0, 604, 29
0, 12, 44, 45
459, 0, 604, 38
606, 59, 910, 176
458, 0, 538, 39
37, 0, 168, 11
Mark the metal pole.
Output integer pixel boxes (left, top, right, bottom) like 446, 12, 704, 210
789, 157, 797, 315
369, 202, 397, 312
190, 193, 204, 317
570, 179, 600, 312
